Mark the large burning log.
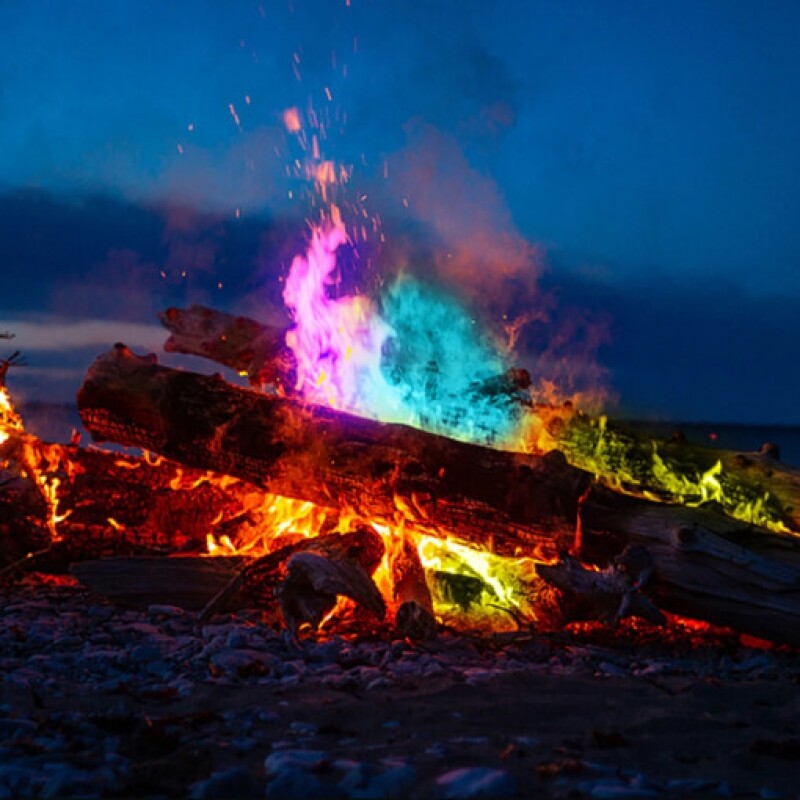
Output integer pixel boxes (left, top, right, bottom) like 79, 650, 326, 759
160, 305, 800, 535
556, 412, 800, 535
77, 345, 591, 561
0, 441, 288, 570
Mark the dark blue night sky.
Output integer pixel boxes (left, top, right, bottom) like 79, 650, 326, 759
1, 0, 799, 424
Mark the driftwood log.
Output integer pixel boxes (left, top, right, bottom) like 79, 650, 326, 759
556, 412, 800, 535
72, 528, 387, 633
76, 346, 800, 645
577, 486, 800, 646
160, 305, 800, 535
71, 556, 242, 610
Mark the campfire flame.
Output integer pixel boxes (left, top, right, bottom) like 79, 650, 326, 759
1, 386, 70, 542
283, 219, 532, 450
276, 217, 548, 629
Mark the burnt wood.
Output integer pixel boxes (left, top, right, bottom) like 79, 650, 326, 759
70, 556, 242, 610
160, 305, 295, 390
75, 346, 800, 645
392, 538, 438, 640
71, 529, 386, 630
578, 486, 800, 646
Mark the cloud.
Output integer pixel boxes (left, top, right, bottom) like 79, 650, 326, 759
147, 127, 288, 215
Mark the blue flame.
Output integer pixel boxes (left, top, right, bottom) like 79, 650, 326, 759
379, 275, 526, 447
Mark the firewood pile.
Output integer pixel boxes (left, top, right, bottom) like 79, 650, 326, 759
2, 305, 800, 646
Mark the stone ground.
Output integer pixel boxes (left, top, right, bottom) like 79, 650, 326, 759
1, 575, 799, 799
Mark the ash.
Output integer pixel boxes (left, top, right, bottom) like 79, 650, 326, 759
1, 577, 799, 799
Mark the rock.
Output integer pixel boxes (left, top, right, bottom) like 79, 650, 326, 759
189, 766, 261, 799
338, 761, 417, 799
581, 782, 662, 799
264, 749, 328, 776
147, 604, 185, 617
362, 764, 417, 799
288, 721, 318, 737
366, 677, 394, 691
436, 767, 516, 799
209, 648, 276, 678
266, 768, 344, 800
130, 644, 160, 663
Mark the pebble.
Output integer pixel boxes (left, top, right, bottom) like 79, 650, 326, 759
0, 581, 797, 799
264, 749, 328, 776
266, 767, 344, 800
289, 721, 318, 737
189, 766, 261, 799
147, 604, 185, 617
436, 767, 516, 798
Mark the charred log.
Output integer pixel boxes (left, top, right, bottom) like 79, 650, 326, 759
161, 307, 800, 536
0, 476, 50, 570
537, 548, 666, 628
70, 556, 242, 610
209, 528, 387, 631
1, 438, 306, 570
71, 528, 386, 631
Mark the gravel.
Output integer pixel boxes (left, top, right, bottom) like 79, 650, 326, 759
1, 575, 799, 798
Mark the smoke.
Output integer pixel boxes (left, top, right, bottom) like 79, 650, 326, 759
385, 125, 541, 309
372, 125, 611, 407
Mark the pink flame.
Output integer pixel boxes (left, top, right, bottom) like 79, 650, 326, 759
283, 222, 403, 419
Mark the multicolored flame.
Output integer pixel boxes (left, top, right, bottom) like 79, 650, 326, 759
283, 221, 528, 448
283, 221, 399, 418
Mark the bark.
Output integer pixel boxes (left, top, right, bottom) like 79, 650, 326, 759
77, 346, 591, 561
